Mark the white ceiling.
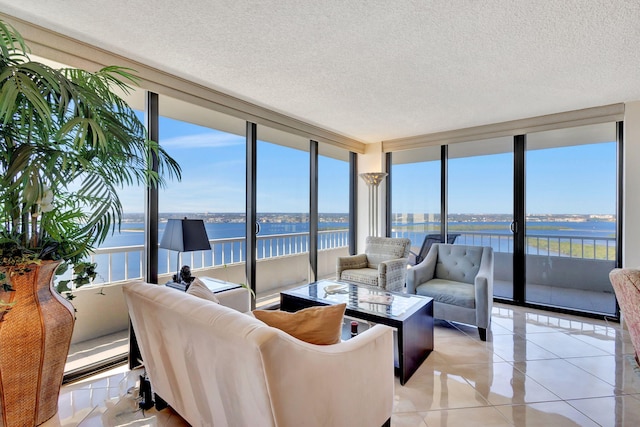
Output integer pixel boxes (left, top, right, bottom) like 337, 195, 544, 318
2, 1, 639, 143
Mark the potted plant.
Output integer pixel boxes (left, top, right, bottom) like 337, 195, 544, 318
0, 20, 181, 426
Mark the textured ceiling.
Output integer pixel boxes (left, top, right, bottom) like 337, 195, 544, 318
1, 1, 639, 143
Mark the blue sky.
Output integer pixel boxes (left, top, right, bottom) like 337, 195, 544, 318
118, 115, 616, 216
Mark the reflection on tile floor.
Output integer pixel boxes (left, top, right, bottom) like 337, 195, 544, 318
43, 302, 640, 426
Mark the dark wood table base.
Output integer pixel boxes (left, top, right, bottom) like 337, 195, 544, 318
280, 282, 434, 385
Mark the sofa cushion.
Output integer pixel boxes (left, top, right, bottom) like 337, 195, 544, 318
186, 277, 220, 303
416, 279, 476, 309
341, 268, 379, 287
253, 303, 346, 345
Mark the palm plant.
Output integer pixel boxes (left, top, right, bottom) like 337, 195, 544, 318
0, 20, 181, 300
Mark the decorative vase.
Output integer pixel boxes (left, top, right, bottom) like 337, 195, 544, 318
0, 261, 75, 427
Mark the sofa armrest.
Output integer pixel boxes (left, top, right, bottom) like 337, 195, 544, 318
474, 247, 494, 328
261, 324, 394, 427
216, 287, 251, 313
378, 258, 408, 292
406, 246, 438, 294
336, 254, 368, 278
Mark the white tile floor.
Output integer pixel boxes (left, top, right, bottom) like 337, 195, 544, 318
44, 302, 640, 426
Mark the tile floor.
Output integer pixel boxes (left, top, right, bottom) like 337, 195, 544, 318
43, 302, 640, 426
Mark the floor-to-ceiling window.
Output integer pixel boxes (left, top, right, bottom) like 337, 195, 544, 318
390, 146, 441, 260
448, 137, 514, 300
389, 123, 620, 316
257, 126, 310, 294
157, 96, 247, 285
318, 145, 350, 278
525, 123, 618, 315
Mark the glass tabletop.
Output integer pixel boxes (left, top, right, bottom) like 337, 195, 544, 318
283, 279, 427, 318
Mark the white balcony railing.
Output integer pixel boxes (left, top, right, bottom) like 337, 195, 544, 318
393, 230, 616, 261
74, 229, 615, 288
82, 229, 349, 286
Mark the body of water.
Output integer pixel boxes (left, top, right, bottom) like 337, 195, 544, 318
83, 220, 615, 285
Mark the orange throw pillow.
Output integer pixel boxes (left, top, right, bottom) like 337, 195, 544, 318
253, 303, 346, 345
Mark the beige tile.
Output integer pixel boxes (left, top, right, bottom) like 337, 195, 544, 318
57, 387, 119, 421
394, 369, 489, 412
488, 321, 515, 336
161, 409, 191, 427
486, 333, 560, 362
391, 412, 428, 427
451, 362, 561, 405
525, 332, 611, 358
565, 354, 640, 394
421, 406, 511, 427
513, 359, 616, 400
568, 329, 627, 354
567, 395, 640, 427
495, 401, 600, 426
433, 320, 468, 339
428, 335, 506, 369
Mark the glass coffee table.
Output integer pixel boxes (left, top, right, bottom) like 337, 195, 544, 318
280, 280, 434, 385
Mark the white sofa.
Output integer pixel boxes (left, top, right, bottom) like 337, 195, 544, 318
123, 281, 394, 427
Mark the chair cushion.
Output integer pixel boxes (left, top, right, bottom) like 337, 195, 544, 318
435, 245, 483, 285
253, 303, 347, 345
341, 268, 379, 287
416, 279, 476, 309
186, 277, 220, 303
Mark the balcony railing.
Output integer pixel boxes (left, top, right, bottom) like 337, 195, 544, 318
393, 231, 616, 261
74, 229, 615, 288
81, 229, 349, 286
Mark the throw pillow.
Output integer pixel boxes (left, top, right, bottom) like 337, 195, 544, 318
253, 303, 346, 345
186, 277, 220, 304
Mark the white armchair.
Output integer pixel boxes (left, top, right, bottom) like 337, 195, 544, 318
123, 281, 394, 427
406, 244, 494, 341
337, 236, 411, 292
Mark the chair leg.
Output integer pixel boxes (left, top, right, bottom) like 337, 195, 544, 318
479, 328, 487, 341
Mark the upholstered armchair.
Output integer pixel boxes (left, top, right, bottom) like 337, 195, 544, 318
337, 236, 411, 293
406, 243, 494, 340
609, 268, 640, 365
408, 233, 460, 266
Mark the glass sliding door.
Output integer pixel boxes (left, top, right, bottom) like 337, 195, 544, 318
158, 96, 247, 285
525, 123, 617, 315
448, 137, 514, 300
391, 146, 441, 263
257, 126, 310, 298
318, 145, 350, 280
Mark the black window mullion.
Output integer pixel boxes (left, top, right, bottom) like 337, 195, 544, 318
513, 134, 526, 304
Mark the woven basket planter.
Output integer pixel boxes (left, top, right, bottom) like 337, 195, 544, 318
0, 261, 75, 427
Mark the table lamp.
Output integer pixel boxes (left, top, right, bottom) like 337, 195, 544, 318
160, 218, 211, 284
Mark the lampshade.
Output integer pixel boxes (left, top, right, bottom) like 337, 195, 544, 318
160, 218, 211, 252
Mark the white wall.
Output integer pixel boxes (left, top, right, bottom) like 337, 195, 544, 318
623, 101, 640, 267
